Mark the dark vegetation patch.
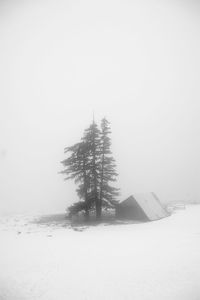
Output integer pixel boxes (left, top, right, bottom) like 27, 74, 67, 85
32, 212, 144, 231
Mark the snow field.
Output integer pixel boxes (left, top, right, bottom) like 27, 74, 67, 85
0, 206, 200, 300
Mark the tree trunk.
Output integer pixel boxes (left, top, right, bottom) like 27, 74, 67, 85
85, 208, 90, 222
83, 158, 89, 222
96, 201, 101, 220
99, 144, 105, 220
92, 140, 99, 220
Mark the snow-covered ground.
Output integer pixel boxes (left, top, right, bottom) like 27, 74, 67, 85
0, 205, 200, 300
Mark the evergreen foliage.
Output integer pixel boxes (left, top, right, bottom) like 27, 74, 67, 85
82, 122, 101, 219
60, 142, 91, 220
60, 118, 119, 221
99, 118, 120, 217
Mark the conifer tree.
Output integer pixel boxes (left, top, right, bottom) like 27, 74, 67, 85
82, 121, 101, 219
60, 142, 91, 220
60, 118, 119, 221
99, 118, 119, 218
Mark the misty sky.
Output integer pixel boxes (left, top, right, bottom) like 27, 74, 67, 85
0, 0, 200, 214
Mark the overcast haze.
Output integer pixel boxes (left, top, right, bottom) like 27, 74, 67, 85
0, 0, 200, 214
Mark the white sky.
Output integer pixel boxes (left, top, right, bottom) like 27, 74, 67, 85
0, 0, 200, 214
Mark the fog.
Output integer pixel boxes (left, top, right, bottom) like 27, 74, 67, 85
0, 0, 200, 215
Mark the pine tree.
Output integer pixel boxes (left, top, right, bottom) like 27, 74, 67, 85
60, 118, 119, 222
99, 118, 119, 218
60, 142, 91, 220
82, 121, 101, 219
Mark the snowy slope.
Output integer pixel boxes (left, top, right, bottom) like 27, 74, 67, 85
0, 206, 200, 300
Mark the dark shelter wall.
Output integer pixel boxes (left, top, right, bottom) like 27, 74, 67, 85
116, 201, 149, 221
